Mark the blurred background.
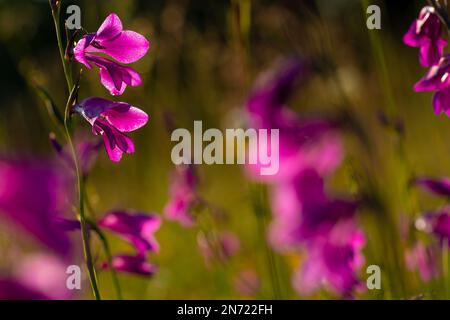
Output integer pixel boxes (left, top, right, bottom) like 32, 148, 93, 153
1, 0, 449, 299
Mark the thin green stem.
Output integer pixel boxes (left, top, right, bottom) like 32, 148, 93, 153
63, 87, 101, 300
50, 4, 73, 92
88, 219, 123, 300
50, 1, 101, 300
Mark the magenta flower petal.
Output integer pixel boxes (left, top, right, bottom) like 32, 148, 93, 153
415, 176, 450, 197
106, 255, 156, 276
95, 120, 135, 162
75, 97, 148, 162
95, 13, 123, 41
164, 165, 198, 227
403, 6, 446, 67
88, 56, 143, 96
102, 106, 149, 133
90, 30, 150, 64
98, 211, 161, 254
73, 34, 96, 69
414, 55, 450, 92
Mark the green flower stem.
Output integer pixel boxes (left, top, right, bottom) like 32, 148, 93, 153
49, 0, 101, 300
63, 86, 102, 300
50, 3, 73, 93
87, 218, 123, 300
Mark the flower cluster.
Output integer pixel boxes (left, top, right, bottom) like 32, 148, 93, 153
404, 6, 450, 116
245, 58, 365, 297
73, 13, 150, 162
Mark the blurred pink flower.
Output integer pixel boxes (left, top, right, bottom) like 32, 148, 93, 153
403, 6, 447, 67
0, 160, 72, 257
74, 97, 148, 162
74, 13, 149, 95
269, 169, 357, 252
164, 165, 198, 227
14, 254, 72, 299
246, 59, 343, 182
405, 242, 439, 282
98, 210, 161, 255
293, 220, 365, 297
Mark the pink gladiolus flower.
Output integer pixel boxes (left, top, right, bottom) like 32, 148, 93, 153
74, 97, 148, 162
98, 210, 161, 255
164, 165, 198, 227
74, 13, 149, 95
403, 6, 447, 67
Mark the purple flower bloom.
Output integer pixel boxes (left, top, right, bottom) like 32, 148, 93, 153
74, 97, 149, 162
269, 169, 357, 251
293, 220, 365, 297
74, 13, 149, 95
246, 59, 343, 182
103, 254, 156, 276
98, 210, 161, 255
164, 165, 198, 227
0, 160, 72, 257
403, 6, 447, 67
415, 176, 450, 197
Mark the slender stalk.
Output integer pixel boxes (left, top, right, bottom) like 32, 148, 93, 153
63, 87, 102, 300
49, 0, 101, 300
88, 219, 123, 300
50, 3, 73, 92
